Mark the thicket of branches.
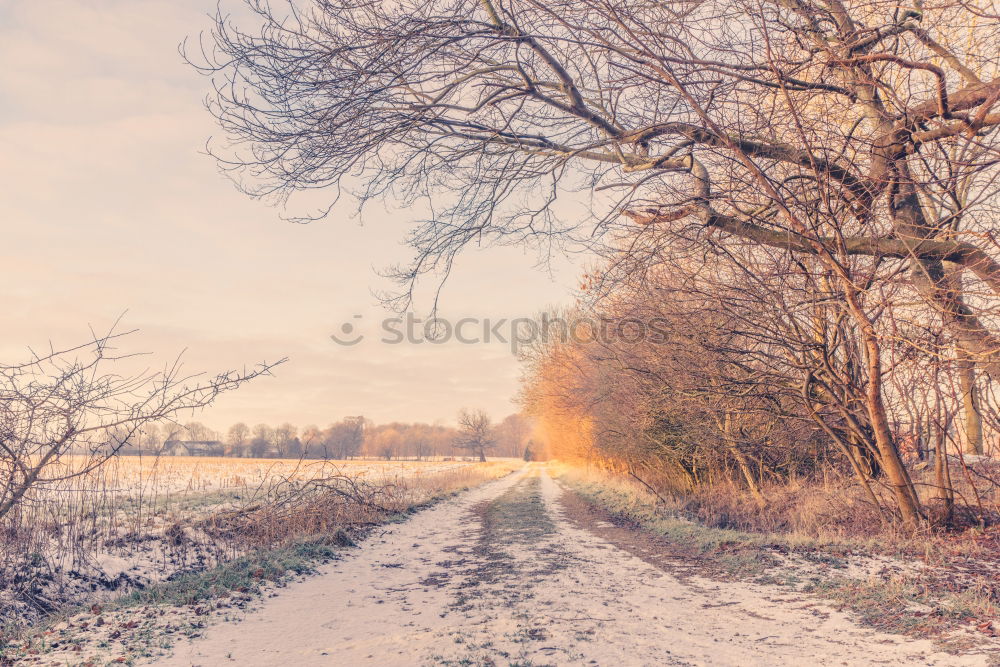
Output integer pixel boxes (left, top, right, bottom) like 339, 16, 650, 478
519, 266, 1000, 531
0, 328, 278, 523
195, 0, 1000, 529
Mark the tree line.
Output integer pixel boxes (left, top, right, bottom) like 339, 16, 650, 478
119, 412, 534, 461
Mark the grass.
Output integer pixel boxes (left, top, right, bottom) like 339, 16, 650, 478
562, 465, 858, 555
450, 476, 558, 610
557, 464, 1000, 649
478, 475, 556, 545
117, 533, 351, 609
436, 474, 569, 667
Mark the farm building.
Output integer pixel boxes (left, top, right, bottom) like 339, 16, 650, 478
163, 440, 225, 457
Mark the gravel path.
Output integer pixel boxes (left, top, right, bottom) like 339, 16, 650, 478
152, 465, 989, 666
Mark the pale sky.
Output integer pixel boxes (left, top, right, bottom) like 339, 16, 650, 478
0, 0, 581, 429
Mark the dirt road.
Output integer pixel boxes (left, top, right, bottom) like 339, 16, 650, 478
154, 466, 988, 666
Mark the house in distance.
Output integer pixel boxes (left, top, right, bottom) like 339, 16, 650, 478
163, 440, 225, 457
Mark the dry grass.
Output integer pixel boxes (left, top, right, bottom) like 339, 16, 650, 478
197, 461, 519, 548
561, 457, 1000, 547
556, 463, 868, 547
0, 454, 518, 631
557, 463, 1000, 649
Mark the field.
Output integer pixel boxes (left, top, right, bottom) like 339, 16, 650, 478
0, 455, 514, 628
38, 455, 483, 495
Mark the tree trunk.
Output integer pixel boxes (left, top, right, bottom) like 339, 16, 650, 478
939, 263, 986, 456
957, 355, 984, 455
843, 284, 924, 529
863, 344, 923, 529
932, 424, 955, 524
720, 412, 765, 507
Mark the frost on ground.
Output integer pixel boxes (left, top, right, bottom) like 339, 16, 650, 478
146, 465, 993, 667
1, 457, 475, 629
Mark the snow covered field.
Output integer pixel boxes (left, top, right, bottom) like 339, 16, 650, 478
1, 456, 500, 626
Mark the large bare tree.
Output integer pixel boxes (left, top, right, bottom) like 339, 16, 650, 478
456, 409, 496, 461
194, 0, 1000, 526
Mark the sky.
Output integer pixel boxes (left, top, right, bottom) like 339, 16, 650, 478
0, 0, 582, 430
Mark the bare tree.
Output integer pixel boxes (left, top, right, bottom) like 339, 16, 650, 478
196, 0, 1000, 327
227, 422, 251, 455
250, 437, 270, 459
252, 423, 276, 456
184, 421, 213, 442
274, 422, 298, 457
139, 423, 163, 453
0, 328, 280, 521
455, 409, 495, 462
301, 424, 322, 457
323, 417, 365, 460
195, 0, 1000, 528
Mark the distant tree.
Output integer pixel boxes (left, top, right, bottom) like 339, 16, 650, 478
455, 409, 495, 462
252, 424, 274, 450
184, 421, 212, 441
140, 423, 163, 454
522, 440, 535, 462
249, 437, 270, 459
330, 417, 365, 459
371, 427, 401, 460
162, 424, 184, 441
286, 436, 304, 458
496, 414, 532, 458
227, 422, 250, 455
274, 422, 297, 457
413, 438, 431, 461
317, 427, 335, 459
405, 423, 441, 459
301, 424, 322, 457
313, 419, 460, 460
430, 424, 460, 457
